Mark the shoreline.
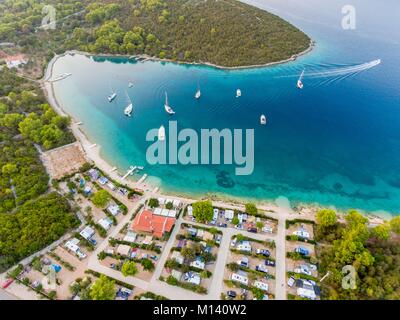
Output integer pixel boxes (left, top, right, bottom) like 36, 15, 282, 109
41, 52, 390, 224
57, 39, 315, 72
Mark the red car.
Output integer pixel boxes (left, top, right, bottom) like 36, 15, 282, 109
2, 278, 13, 289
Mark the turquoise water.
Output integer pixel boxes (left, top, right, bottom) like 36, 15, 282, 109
51, 0, 400, 213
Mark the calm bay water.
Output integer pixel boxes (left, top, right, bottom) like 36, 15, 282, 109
52, 0, 400, 213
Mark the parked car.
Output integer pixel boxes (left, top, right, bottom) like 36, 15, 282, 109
238, 256, 249, 268
150, 255, 158, 261
255, 264, 269, 273
247, 227, 257, 233
88, 238, 97, 246
287, 276, 295, 287
295, 265, 312, 276
227, 290, 237, 298
230, 238, 237, 247
256, 249, 270, 257
265, 259, 276, 267
1, 278, 13, 289
295, 247, 309, 256
218, 223, 228, 228
116, 287, 132, 300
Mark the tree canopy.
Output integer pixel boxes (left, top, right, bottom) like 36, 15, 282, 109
192, 200, 213, 223
121, 261, 138, 277
89, 274, 116, 300
91, 190, 111, 208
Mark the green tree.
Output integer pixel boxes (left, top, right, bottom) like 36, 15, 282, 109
181, 246, 195, 261
390, 216, 400, 234
192, 200, 213, 223
89, 275, 116, 300
316, 209, 338, 228
141, 258, 155, 271
232, 216, 239, 226
91, 190, 111, 208
148, 198, 159, 208
121, 261, 138, 277
256, 221, 264, 229
165, 201, 173, 209
245, 203, 257, 215
371, 223, 391, 241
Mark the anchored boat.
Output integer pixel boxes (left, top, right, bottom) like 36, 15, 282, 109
164, 92, 176, 115
124, 91, 133, 117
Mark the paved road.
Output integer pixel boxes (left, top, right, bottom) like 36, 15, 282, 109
0, 288, 18, 300
274, 216, 287, 300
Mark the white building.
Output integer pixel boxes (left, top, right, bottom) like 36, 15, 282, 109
224, 209, 234, 220
98, 218, 113, 231
187, 205, 193, 216
190, 258, 205, 270
5, 54, 27, 69
254, 281, 269, 292
297, 287, 316, 300
80, 226, 95, 240
171, 251, 184, 265
107, 182, 116, 191
123, 231, 137, 243
293, 230, 310, 239
231, 272, 248, 285
107, 204, 121, 216
65, 240, 86, 259
237, 241, 252, 252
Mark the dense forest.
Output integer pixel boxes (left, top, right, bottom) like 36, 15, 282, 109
0, 192, 79, 272
0, 69, 76, 271
0, 0, 311, 74
316, 209, 400, 300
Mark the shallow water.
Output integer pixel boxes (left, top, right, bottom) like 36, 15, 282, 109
51, 0, 400, 213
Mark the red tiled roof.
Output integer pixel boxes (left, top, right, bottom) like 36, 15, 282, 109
131, 210, 175, 238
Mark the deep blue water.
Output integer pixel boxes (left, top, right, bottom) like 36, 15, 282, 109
51, 0, 400, 213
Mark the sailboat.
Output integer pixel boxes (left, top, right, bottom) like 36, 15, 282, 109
128, 81, 134, 88
236, 89, 242, 98
158, 125, 166, 141
195, 83, 201, 99
108, 86, 117, 102
260, 115, 267, 125
164, 92, 175, 115
297, 70, 305, 89
124, 91, 133, 117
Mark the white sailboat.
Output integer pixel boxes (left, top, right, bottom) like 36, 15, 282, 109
108, 86, 117, 102
260, 114, 267, 125
158, 125, 166, 141
124, 91, 133, 117
164, 92, 175, 115
297, 69, 305, 89
128, 81, 134, 88
195, 83, 201, 99
236, 89, 242, 98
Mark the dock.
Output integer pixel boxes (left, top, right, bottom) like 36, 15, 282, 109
121, 166, 136, 180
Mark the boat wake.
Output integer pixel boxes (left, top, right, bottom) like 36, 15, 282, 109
277, 59, 381, 80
